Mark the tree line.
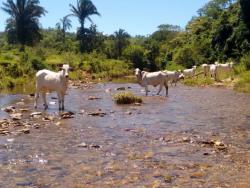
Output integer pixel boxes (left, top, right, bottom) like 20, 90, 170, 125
1, 0, 250, 72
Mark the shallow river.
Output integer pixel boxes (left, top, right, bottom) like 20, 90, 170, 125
0, 83, 250, 187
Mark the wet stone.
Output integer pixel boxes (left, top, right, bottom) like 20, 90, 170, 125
87, 110, 107, 117
10, 113, 22, 121
30, 112, 42, 117
42, 116, 54, 122
16, 102, 25, 106
77, 142, 88, 148
2, 106, 16, 113
19, 128, 30, 134
88, 96, 101, 100
19, 108, 29, 112
125, 111, 132, 115
90, 144, 102, 149
0, 129, 11, 135
60, 111, 75, 119
116, 87, 126, 91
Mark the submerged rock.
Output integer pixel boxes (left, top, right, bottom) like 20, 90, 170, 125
30, 112, 42, 117
19, 108, 29, 112
19, 128, 30, 134
2, 106, 16, 113
77, 142, 88, 148
60, 111, 75, 119
10, 113, 22, 121
87, 110, 107, 117
0, 129, 11, 135
116, 87, 126, 91
88, 96, 102, 100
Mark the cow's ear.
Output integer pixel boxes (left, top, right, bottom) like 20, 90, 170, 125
59, 67, 63, 71
69, 67, 74, 71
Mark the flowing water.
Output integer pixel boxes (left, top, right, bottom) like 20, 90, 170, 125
0, 83, 250, 187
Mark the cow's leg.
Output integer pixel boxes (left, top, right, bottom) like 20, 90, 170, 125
61, 92, 65, 111
164, 81, 169, 97
57, 92, 62, 111
157, 83, 163, 95
34, 90, 39, 108
145, 85, 149, 96
42, 92, 48, 110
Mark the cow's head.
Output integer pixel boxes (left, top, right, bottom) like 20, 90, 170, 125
134, 68, 141, 77
60, 64, 71, 79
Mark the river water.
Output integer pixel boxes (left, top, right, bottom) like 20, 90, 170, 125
0, 83, 250, 187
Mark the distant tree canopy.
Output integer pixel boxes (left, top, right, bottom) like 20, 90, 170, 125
69, 0, 100, 53
0, 0, 250, 72
56, 16, 72, 42
1, 0, 46, 50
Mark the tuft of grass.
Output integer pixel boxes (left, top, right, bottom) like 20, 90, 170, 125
234, 71, 250, 93
113, 92, 142, 104
183, 77, 214, 86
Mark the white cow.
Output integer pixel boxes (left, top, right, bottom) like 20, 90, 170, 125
183, 66, 197, 78
135, 68, 169, 96
201, 64, 210, 77
34, 64, 71, 110
216, 62, 234, 80
163, 70, 184, 86
209, 64, 217, 80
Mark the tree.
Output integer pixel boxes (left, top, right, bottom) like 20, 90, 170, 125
123, 45, 146, 69
1, 0, 46, 50
240, 0, 250, 30
69, 0, 100, 52
151, 24, 181, 43
56, 16, 72, 42
112, 29, 130, 59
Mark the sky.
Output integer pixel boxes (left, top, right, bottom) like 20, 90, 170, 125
0, 0, 210, 36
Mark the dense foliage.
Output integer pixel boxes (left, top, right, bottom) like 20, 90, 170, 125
0, 0, 250, 91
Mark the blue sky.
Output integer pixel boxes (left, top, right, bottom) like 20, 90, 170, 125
0, 0, 210, 36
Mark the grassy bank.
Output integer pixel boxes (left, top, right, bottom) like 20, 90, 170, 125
234, 71, 250, 93
0, 47, 131, 90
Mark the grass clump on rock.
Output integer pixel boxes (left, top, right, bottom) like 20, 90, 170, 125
113, 92, 142, 104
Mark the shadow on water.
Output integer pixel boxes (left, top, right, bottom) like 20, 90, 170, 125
0, 83, 250, 187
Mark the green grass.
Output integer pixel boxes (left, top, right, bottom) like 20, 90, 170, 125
234, 71, 250, 93
165, 62, 185, 71
113, 92, 142, 104
183, 76, 215, 86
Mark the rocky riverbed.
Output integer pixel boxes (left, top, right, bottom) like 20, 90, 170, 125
0, 83, 250, 187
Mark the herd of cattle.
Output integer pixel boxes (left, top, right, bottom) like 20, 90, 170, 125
135, 62, 234, 97
33, 62, 234, 110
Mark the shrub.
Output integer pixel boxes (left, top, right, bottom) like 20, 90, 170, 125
31, 58, 47, 71
234, 71, 250, 93
113, 92, 142, 104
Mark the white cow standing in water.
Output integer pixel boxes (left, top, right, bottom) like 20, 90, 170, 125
163, 70, 184, 86
183, 66, 197, 78
34, 64, 71, 110
201, 64, 210, 77
135, 68, 169, 96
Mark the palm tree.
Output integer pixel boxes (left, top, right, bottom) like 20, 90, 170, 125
69, 0, 100, 52
113, 29, 130, 58
1, 0, 46, 50
56, 15, 72, 42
